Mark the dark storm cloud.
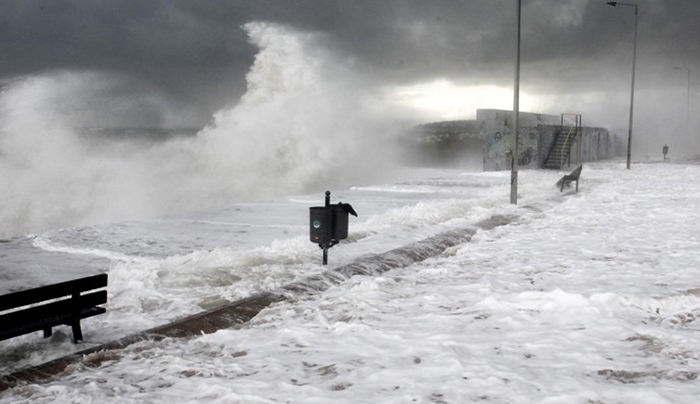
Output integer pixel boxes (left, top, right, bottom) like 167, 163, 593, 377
1, 0, 699, 126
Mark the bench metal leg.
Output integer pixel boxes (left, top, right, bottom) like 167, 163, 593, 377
70, 292, 84, 343
560, 179, 570, 192
71, 321, 84, 343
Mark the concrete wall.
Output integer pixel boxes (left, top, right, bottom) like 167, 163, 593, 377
478, 109, 559, 171
477, 109, 617, 171
403, 109, 618, 171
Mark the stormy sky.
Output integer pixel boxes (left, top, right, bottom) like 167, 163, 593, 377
1, 0, 699, 132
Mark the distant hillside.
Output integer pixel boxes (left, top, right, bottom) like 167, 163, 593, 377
399, 120, 484, 168
412, 120, 482, 142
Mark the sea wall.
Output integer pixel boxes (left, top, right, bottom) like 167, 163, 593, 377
477, 109, 617, 171
404, 109, 618, 171
479, 109, 559, 171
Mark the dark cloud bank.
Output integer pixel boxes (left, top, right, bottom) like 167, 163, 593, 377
1, 0, 699, 129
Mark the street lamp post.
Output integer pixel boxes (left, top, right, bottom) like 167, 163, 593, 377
674, 66, 691, 137
607, 1, 638, 170
511, 0, 521, 204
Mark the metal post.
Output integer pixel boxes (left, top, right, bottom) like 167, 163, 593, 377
576, 115, 582, 165
510, 0, 521, 205
607, 2, 638, 170
323, 190, 330, 265
627, 4, 637, 170
687, 69, 691, 137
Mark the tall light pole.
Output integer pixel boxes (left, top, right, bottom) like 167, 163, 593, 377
511, 0, 521, 204
607, 1, 638, 170
674, 66, 691, 137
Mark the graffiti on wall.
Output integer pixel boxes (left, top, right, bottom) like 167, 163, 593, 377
485, 129, 539, 170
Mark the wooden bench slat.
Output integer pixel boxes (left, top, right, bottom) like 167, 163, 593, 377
0, 273, 107, 311
0, 290, 107, 333
0, 290, 107, 323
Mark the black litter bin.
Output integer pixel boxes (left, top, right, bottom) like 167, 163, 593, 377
309, 206, 332, 244
332, 205, 349, 240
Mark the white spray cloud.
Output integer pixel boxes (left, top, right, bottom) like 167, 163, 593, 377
0, 22, 406, 237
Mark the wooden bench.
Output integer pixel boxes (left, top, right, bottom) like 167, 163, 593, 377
0, 274, 108, 343
556, 164, 583, 192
